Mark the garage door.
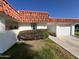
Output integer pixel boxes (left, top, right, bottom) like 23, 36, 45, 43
57, 26, 71, 37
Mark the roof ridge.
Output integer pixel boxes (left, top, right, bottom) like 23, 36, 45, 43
18, 10, 48, 14
49, 17, 79, 19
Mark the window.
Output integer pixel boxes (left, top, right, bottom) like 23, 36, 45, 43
31, 23, 37, 30
5, 20, 18, 30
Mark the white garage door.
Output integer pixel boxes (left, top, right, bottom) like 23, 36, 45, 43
57, 26, 71, 37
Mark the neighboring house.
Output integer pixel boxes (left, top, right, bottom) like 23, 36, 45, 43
0, 0, 79, 53
48, 18, 79, 37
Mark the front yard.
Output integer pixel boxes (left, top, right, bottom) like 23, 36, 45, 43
0, 39, 77, 59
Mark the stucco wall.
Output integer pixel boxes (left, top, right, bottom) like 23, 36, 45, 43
47, 23, 56, 33
0, 18, 5, 31
18, 23, 47, 31
0, 31, 17, 53
71, 25, 75, 35
48, 22, 75, 37
18, 23, 33, 31
37, 23, 47, 29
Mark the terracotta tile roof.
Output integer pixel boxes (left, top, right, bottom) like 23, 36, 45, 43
49, 17, 79, 22
18, 10, 49, 23
0, 0, 21, 22
0, 0, 79, 23
0, 0, 49, 23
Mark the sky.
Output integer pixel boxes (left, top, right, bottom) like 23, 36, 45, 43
7, 0, 79, 18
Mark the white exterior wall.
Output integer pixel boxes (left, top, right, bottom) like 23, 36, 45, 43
0, 16, 18, 53
18, 23, 33, 31
71, 25, 75, 35
10, 30, 20, 39
0, 31, 17, 53
0, 18, 5, 31
19, 23, 47, 31
48, 22, 75, 37
47, 23, 56, 33
37, 23, 47, 29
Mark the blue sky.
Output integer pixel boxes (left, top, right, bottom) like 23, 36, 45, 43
7, 0, 79, 18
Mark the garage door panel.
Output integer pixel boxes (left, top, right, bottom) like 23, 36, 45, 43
57, 26, 71, 37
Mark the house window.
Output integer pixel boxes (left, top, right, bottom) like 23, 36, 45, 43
31, 23, 37, 30
5, 20, 18, 30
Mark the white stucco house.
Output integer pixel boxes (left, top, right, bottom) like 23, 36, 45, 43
0, 0, 49, 53
48, 18, 79, 37
0, 0, 79, 54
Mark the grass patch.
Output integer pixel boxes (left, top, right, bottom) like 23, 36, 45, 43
0, 39, 78, 59
75, 31, 79, 36
45, 39, 77, 59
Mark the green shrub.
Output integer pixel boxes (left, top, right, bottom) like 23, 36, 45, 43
17, 29, 48, 40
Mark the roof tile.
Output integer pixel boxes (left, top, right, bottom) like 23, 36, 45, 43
0, 0, 79, 23
18, 11, 49, 23
49, 18, 79, 22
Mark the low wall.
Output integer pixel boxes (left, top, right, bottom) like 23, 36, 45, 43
18, 23, 47, 31
0, 30, 18, 53
19, 23, 33, 31
11, 30, 20, 38
37, 23, 47, 29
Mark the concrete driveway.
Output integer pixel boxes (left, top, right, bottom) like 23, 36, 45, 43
49, 35, 79, 59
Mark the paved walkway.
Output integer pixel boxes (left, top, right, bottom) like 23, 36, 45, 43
49, 35, 79, 59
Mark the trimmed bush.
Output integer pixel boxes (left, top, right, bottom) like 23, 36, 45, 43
49, 32, 56, 37
17, 29, 48, 40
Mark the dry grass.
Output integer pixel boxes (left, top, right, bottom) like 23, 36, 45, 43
0, 39, 78, 59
